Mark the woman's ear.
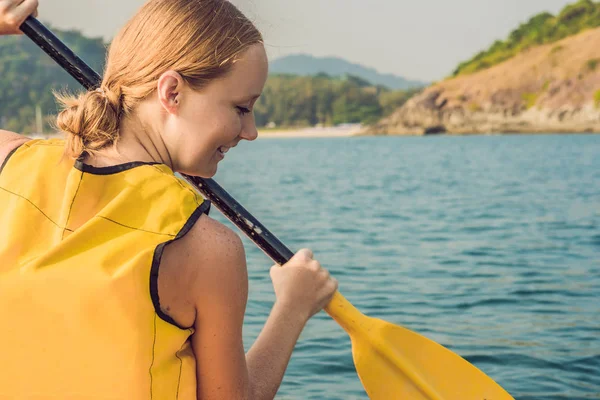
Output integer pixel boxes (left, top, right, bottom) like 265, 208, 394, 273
157, 71, 184, 114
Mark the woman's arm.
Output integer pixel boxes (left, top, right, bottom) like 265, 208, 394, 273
164, 215, 337, 400
244, 301, 308, 399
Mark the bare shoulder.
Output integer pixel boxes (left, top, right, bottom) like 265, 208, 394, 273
177, 213, 248, 291
158, 212, 248, 328
0, 130, 31, 168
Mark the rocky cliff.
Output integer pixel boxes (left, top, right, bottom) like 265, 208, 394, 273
365, 27, 600, 135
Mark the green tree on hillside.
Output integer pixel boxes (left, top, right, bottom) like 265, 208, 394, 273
453, 0, 600, 76
0, 24, 106, 133
253, 74, 416, 128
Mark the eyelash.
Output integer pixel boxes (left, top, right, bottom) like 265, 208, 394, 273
236, 106, 251, 116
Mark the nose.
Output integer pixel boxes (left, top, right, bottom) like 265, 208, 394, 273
240, 118, 258, 141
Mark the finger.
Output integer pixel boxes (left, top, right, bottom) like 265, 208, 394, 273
0, 0, 22, 14
0, 1, 10, 15
310, 261, 325, 274
294, 248, 313, 262
322, 283, 338, 306
308, 260, 322, 272
330, 277, 339, 292
10, 0, 38, 26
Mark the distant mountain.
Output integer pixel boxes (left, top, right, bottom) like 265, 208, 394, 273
269, 54, 427, 90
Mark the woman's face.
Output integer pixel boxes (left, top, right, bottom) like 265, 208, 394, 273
162, 44, 269, 177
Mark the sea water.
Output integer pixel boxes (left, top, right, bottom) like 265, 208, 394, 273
211, 134, 600, 399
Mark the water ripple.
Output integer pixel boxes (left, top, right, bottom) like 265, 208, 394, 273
214, 135, 600, 399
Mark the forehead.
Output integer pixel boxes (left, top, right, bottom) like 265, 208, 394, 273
220, 44, 269, 97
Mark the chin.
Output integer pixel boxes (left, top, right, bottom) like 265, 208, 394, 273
179, 164, 217, 179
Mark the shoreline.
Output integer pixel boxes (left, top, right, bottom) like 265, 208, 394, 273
27, 129, 599, 142
258, 125, 363, 139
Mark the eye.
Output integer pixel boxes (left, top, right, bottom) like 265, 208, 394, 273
236, 106, 251, 116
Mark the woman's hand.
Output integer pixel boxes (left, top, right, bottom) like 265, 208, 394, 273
270, 249, 339, 322
0, 0, 38, 35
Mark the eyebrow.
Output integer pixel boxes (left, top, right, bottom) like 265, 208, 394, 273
241, 94, 261, 103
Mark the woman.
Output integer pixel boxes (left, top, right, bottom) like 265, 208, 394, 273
0, 0, 338, 399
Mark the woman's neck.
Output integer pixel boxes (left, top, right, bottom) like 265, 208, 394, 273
82, 103, 173, 170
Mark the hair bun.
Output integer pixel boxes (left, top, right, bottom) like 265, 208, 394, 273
55, 88, 122, 158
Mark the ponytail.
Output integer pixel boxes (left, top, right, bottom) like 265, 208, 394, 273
55, 86, 123, 158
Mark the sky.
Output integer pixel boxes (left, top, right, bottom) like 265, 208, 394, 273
38, 0, 574, 81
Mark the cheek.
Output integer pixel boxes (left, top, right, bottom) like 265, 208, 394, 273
212, 111, 243, 141
175, 105, 240, 154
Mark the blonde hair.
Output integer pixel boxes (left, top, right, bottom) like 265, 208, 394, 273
56, 0, 263, 158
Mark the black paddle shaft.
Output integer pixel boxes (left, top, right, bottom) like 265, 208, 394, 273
20, 17, 295, 265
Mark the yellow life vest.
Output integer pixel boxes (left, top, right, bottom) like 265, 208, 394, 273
0, 138, 209, 399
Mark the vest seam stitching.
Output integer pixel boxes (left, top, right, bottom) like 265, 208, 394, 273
175, 341, 186, 400
62, 170, 83, 239
23, 141, 63, 147
0, 186, 74, 232
148, 164, 202, 205
149, 313, 157, 400
96, 216, 177, 237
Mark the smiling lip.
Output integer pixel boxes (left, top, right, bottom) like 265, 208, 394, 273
217, 146, 231, 160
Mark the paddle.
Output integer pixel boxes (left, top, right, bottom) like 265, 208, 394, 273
20, 17, 514, 399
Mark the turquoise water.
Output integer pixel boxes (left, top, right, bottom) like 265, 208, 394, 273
212, 134, 600, 399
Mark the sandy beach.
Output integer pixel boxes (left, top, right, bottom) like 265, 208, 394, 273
28, 125, 364, 141
258, 124, 363, 139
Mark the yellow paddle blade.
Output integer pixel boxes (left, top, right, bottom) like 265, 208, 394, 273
325, 292, 514, 400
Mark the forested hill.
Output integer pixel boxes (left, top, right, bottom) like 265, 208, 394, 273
0, 26, 106, 133
453, 0, 600, 76
0, 27, 417, 134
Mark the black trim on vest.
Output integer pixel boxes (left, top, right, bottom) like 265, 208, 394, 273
150, 200, 211, 329
74, 159, 161, 175
0, 144, 24, 175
